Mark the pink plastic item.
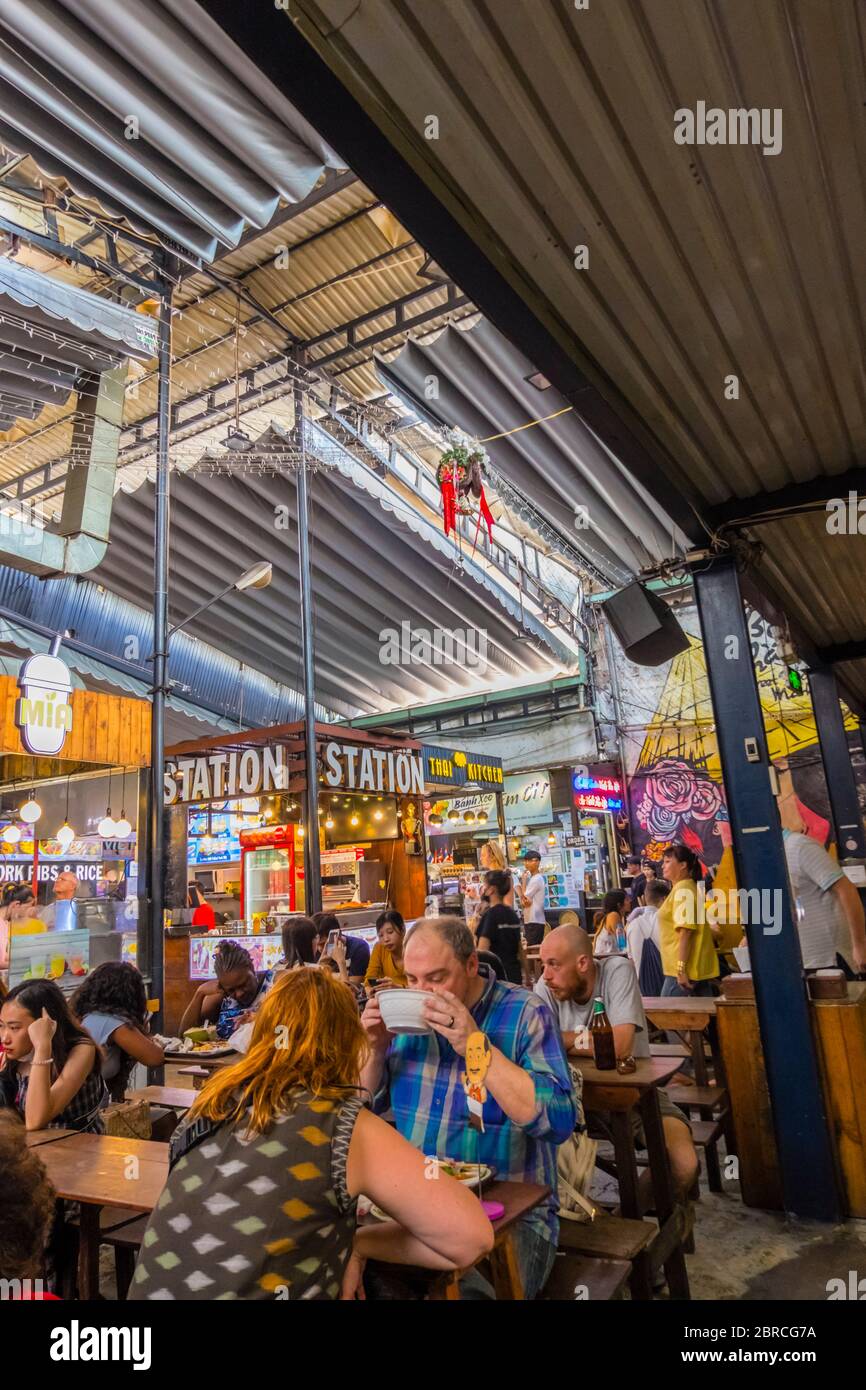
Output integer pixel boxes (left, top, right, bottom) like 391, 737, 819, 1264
481, 1199, 505, 1221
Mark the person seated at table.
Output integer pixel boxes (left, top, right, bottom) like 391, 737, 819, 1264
178, 939, 273, 1041
361, 916, 575, 1299
0, 1111, 59, 1298
130, 967, 492, 1301
278, 915, 318, 971
592, 889, 628, 957
71, 962, 164, 1102
659, 843, 719, 997
0, 980, 108, 1132
313, 913, 370, 985
364, 910, 408, 990
476, 870, 524, 985
536, 924, 698, 1197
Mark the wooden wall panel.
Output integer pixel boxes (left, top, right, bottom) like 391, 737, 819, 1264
0, 676, 150, 767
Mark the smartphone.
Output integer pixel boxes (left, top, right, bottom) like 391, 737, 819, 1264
326, 928, 341, 955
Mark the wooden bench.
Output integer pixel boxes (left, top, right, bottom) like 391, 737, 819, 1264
539, 1252, 631, 1301
667, 1084, 727, 1112
558, 1212, 655, 1299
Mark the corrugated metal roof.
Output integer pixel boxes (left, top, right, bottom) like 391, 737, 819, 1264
86, 418, 569, 716
0, 0, 341, 259
292, 0, 866, 700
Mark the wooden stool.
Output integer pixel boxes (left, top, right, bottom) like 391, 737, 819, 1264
539, 1252, 631, 1301
558, 1213, 655, 1300
691, 1118, 725, 1192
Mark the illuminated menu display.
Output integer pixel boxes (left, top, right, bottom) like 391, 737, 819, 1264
572, 773, 623, 813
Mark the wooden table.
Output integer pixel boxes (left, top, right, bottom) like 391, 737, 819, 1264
34, 1131, 168, 1299
25, 1128, 78, 1147
642, 995, 721, 1086
128, 1085, 198, 1111
365, 1179, 551, 1300
578, 1055, 691, 1299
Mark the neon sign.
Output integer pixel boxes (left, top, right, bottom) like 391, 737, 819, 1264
573, 773, 623, 813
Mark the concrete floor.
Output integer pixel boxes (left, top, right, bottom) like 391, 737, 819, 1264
686, 1172, 866, 1301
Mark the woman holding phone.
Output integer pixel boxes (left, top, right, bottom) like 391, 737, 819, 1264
364, 910, 408, 991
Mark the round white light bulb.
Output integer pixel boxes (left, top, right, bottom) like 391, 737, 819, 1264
2, 824, 21, 844
56, 823, 76, 849
113, 816, 133, 839
98, 813, 117, 837
19, 798, 42, 825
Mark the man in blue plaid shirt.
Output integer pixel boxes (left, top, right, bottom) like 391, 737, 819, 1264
361, 916, 575, 1298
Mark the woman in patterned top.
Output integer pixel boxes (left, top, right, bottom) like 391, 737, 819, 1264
0, 980, 107, 1132
132, 967, 492, 1301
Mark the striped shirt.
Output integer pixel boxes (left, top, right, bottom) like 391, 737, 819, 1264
377, 967, 575, 1243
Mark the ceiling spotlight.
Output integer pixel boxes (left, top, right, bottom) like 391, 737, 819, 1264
2, 824, 21, 845
20, 797, 43, 825
224, 426, 252, 452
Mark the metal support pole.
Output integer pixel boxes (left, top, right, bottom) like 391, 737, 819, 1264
809, 665, 866, 859
295, 404, 322, 913
148, 269, 172, 1033
693, 557, 840, 1220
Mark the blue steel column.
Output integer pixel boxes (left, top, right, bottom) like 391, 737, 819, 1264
809, 665, 866, 859
692, 559, 840, 1219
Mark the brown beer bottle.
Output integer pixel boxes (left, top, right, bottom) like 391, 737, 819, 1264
590, 997, 616, 1070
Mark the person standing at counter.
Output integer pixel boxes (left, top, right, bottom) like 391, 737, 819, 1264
365, 910, 408, 990
480, 840, 514, 907
188, 883, 216, 931
517, 851, 546, 946
476, 871, 523, 985
40, 872, 80, 932
179, 940, 273, 1041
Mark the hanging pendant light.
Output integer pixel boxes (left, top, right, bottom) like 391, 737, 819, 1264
476, 811, 489, 823
463, 811, 477, 824
98, 768, 116, 838
113, 769, 132, 839
2, 823, 21, 844
20, 792, 42, 825
325, 816, 335, 830
447, 807, 460, 823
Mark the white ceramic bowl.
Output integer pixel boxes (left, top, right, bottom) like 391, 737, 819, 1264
377, 987, 432, 1035
733, 945, 751, 973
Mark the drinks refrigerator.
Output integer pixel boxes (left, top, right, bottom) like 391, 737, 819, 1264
239, 825, 296, 919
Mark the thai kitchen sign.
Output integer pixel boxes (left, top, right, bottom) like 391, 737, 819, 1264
323, 741, 424, 796
164, 745, 290, 805
16, 653, 74, 756
422, 744, 504, 789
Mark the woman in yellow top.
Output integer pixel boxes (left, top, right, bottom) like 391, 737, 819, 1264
365, 910, 408, 991
657, 843, 719, 995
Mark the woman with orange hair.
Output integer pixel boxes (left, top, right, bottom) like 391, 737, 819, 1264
130, 967, 492, 1301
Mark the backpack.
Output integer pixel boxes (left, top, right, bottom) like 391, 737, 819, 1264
638, 933, 664, 996
556, 1064, 599, 1224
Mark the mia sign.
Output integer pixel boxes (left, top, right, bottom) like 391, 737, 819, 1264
15, 653, 74, 756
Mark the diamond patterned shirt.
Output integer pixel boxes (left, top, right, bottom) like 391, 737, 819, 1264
131, 1089, 363, 1300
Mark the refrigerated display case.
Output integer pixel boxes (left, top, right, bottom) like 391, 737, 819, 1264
239, 825, 296, 920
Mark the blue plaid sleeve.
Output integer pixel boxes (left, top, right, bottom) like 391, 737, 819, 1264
514, 994, 576, 1142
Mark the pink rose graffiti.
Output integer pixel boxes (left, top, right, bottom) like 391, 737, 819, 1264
636, 758, 723, 839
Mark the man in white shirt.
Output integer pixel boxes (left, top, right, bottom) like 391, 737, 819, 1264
783, 830, 866, 974
626, 878, 669, 980
518, 851, 546, 946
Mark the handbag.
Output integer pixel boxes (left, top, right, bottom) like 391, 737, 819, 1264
102, 1098, 151, 1139
556, 1064, 598, 1224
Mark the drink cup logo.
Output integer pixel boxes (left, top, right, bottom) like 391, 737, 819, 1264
15, 653, 74, 756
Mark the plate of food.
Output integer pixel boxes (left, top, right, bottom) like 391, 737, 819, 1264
436, 1159, 493, 1188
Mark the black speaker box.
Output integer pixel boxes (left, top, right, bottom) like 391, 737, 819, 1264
601, 582, 690, 666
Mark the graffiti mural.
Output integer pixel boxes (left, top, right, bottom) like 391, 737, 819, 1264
615, 603, 861, 866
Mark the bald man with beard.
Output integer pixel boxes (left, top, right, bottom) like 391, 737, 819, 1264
535, 923, 698, 1198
